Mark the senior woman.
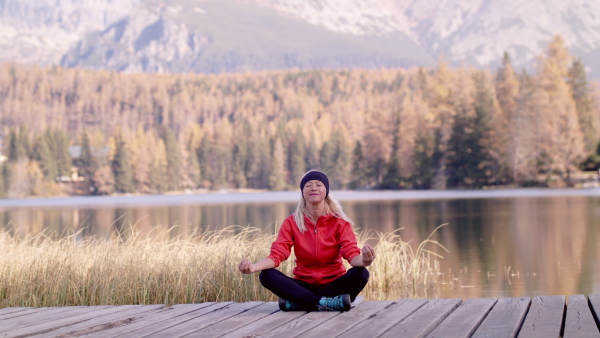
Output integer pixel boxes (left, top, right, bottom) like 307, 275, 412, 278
239, 170, 375, 311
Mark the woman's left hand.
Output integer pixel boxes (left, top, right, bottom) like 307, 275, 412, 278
361, 244, 376, 266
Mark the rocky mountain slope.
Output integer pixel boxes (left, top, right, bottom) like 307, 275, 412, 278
60, 0, 432, 73
0, 0, 139, 66
1, 0, 599, 77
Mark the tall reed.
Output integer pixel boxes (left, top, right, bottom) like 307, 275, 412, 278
0, 226, 446, 308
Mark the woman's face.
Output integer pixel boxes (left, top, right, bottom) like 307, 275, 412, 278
302, 180, 327, 204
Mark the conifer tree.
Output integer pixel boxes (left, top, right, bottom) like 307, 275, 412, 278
496, 52, 520, 120
7, 127, 25, 162
319, 141, 335, 177
446, 73, 497, 188
382, 133, 402, 189
290, 127, 306, 183
244, 130, 262, 189
232, 143, 247, 189
496, 52, 521, 182
512, 70, 539, 182
330, 130, 351, 189
181, 141, 201, 190
18, 125, 31, 159
132, 129, 152, 193
49, 129, 72, 178
362, 123, 389, 187
112, 133, 135, 193
569, 58, 597, 153
233, 133, 248, 188
305, 137, 319, 171
473, 73, 500, 185
254, 137, 271, 189
80, 130, 97, 182
197, 134, 211, 187
32, 135, 57, 180
164, 128, 181, 191
535, 35, 585, 176
268, 137, 285, 190
150, 133, 168, 193
411, 134, 433, 189
214, 156, 227, 189
350, 141, 365, 189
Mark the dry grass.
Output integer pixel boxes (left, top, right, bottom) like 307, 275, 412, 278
0, 225, 446, 308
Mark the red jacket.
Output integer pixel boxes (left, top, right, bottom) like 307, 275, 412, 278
267, 213, 361, 288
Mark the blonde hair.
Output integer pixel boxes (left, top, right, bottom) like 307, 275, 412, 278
293, 177, 354, 233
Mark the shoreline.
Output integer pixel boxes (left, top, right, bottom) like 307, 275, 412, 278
0, 187, 600, 209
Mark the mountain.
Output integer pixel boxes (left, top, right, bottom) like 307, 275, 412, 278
1, 0, 600, 78
0, 0, 139, 66
60, 0, 433, 73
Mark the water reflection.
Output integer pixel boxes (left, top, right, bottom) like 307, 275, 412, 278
0, 203, 298, 239
1, 195, 599, 299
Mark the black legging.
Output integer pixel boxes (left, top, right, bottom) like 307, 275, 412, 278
259, 267, 369, 310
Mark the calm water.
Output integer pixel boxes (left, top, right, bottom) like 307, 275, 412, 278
1, 189, 599, 299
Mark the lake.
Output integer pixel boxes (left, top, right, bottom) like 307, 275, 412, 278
1, 188, 599, 299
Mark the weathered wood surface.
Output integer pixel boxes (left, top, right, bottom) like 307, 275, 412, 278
472, 297, 531, 338
426, 298, 497, 338
563, 295, 600, 338
518, 295, 565, 338
1, 295, 600, 337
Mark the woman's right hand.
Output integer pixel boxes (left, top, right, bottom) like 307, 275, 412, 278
238, 259, 256, 274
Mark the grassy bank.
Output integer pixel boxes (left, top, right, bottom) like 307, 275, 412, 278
0, 226, 446, 308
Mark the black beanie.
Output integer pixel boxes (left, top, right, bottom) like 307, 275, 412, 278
300, 170, 329, 198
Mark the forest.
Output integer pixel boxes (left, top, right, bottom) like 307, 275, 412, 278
0, 35, 598, 197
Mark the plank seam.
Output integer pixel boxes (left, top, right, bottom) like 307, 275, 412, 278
589, 296, 600, 334
512, 299, 531, 338
375, 300, 428, 337
560, 301, 567, 337
466, 300, 496, 337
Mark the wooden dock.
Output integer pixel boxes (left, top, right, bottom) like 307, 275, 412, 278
1, 295, 599, 337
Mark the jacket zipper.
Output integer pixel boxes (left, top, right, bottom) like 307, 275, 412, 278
314, 219, 318, 275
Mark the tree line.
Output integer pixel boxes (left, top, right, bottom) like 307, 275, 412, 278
0, 35, 598, 197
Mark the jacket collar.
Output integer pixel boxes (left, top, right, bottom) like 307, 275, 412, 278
303, 213, 337, 225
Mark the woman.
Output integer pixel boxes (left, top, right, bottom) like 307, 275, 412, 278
238, 170, 375, 311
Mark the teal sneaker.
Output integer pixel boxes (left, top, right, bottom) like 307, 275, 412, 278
278, 298, 301, 311
317, 294, 351, 311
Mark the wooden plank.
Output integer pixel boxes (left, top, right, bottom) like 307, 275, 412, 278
426, 298, 497, 338
142, 302, 264, 337
97, 302, 233, 337
589, 295, 600, 331
2, 305, 137, 337
472, 297, 531, 338
0, 307, 57, 321
258, 309, 342, 338
563, 295, 600, 338
85, 303, 218, 338
0, 308, 32, 316
190, 302, 283, 337
296, 301, 393, 338
518, 295, 565, 338
330, 299, 427, 337
1, 306, 100, 332
28, 305, 162, 337
382, 298, 463, 337
220, 305, 308, 337
36, 304, 165, 337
